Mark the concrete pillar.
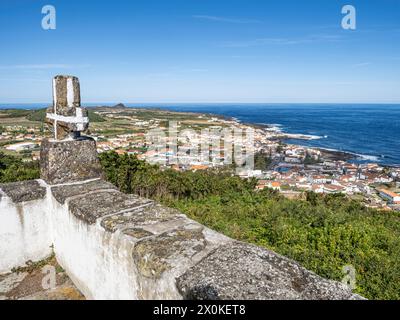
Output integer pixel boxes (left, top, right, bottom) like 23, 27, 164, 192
41, 76, 102, 184
45, 75, 89, 140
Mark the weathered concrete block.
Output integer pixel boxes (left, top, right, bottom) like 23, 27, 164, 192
68, 190, 153, 224
177, 242, 362, 300
40, 138, 103, 185
101, 203, 185, 233
132, 224, 207, 280
0, 180, 46, 203
51, 180, 118, 205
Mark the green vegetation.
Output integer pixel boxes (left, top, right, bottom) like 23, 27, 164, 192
99, 151, 400, 300
88, 110, 106, 122
26, 108, 47, 122
11, 253, 65, 275
0, 109, 32, 118
276, 142, 285, 153
118, 109, 206, 122
254, 152, 272, 170
0, 151, 39, 183
304, 152, 322, 165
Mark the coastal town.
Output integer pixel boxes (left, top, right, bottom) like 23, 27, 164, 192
1, 105, 399, 212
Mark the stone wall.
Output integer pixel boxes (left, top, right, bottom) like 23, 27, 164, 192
0, 178, 362, 300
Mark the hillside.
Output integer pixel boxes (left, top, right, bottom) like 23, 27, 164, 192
99, 151, 400, 300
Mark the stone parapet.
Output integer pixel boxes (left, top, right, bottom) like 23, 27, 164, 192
0, 178, 363, 300
177, 242, 361, 300
51, 179, 117, 204
0, 180, 46, 203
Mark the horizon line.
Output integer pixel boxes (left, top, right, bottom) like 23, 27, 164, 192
2, 101, 400, 104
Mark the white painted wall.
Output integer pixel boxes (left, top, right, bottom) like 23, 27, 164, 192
0, 189, 53, 274
50, 196, 144, 299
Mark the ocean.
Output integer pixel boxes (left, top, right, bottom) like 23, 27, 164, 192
1, 103, 399, 166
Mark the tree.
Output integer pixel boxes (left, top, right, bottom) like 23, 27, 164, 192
254, 152, 272, 170
276, 143, 285, 153
0, 151, 39, 183
304, 152, 321, 165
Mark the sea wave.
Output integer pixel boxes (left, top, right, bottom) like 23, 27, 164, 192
354, 154, 381, 162
314, 147, 382, 162
261, 123, 284, 132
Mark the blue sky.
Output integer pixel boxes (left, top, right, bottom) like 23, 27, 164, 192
0, 0, 399, 103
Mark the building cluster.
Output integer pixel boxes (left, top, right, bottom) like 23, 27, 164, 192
253, 143, 400, 211
0, 125, 43, 160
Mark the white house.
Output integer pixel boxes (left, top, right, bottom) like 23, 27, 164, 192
378, 189, 400, 204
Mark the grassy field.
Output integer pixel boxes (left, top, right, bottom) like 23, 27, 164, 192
0, 107, 223, 135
